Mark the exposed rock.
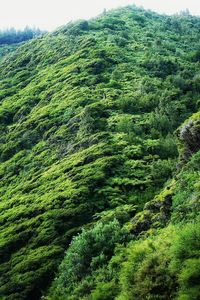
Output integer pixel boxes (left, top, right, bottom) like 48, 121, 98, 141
130, 183, 175, 236
178, 113, 200, 161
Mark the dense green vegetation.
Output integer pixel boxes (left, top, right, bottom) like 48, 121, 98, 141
0, 27, 44, 45
0, 5, 199, 300
47, 118, 200, 299
0, 27, 45, 59
0, 44, 18, 59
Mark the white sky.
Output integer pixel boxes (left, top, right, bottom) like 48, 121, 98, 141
0, 0, 199, 31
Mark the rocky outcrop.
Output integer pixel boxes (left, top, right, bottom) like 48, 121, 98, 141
178, 112, 200, 161
129, 182, 175, 236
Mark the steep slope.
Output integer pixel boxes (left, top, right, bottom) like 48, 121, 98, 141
0, 6, 200, 299
0, 44, 19, 60
0, 28, 45, 60
47, 113, 200, 300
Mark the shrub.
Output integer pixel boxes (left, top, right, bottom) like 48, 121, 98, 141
49, 220, 127, 298
170, 221, 200, 300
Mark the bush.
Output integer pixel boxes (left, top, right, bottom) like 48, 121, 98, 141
170, 221, 200, 300
118, 227, 176, 300
49, 220, 127, 298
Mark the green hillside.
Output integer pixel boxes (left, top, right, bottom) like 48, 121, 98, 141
0, 44, 18, 60
0, 28, 45, 60
0, 6, 199, 300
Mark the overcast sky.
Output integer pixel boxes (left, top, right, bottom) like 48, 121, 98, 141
0, 0, 199, 31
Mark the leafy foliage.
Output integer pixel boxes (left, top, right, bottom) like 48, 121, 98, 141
0, 27, 45, 45
0, 27, 45, 61
48, 220, 127, 299
116, 221, 200, 300
0, 5, 200, 300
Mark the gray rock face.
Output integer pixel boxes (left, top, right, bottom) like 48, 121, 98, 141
179, 119, 200, 160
